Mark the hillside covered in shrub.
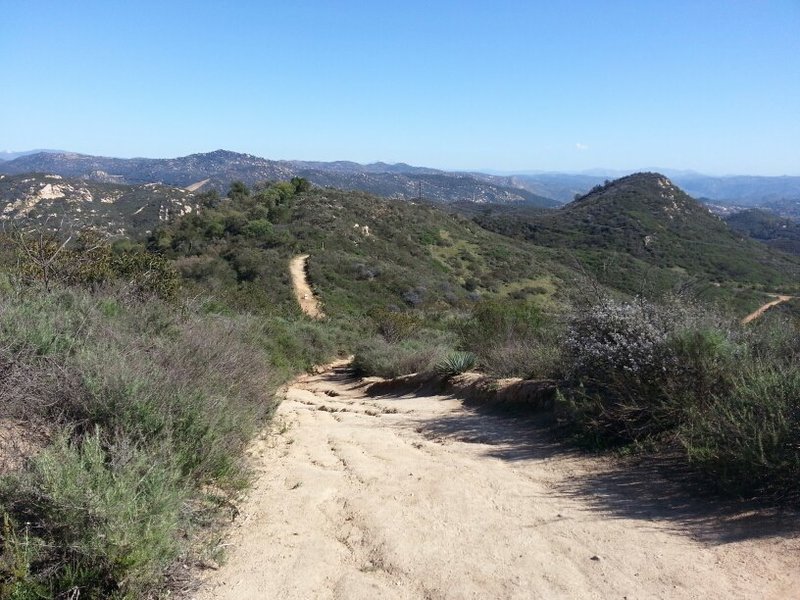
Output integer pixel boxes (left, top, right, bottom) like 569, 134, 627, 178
149, 179, 586, 318
469, 173, 800, 311
1, 174, 798, 598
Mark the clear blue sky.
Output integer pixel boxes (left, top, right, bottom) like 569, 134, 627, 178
1, 1, 798, 175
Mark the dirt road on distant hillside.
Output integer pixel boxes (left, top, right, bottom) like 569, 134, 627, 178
290, 254, 324, 319
194, 364, 799, 600
742, 295, 792, 324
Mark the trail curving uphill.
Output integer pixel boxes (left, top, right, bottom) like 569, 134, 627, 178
290, 254, 324, 319
742, 295, 792, 324
194, 364, 799, 600
184, 178, 212, 192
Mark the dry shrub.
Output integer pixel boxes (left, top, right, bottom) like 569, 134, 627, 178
0, 286, 294, 596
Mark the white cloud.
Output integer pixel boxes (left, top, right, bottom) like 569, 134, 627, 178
575, 143, 589, 151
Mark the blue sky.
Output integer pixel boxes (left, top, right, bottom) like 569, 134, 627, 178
1, 1, 798, 175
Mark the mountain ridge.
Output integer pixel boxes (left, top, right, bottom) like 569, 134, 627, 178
0, 151, 557, 207
5, 149, 800, 209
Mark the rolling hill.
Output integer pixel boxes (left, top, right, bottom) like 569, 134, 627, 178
0, 173, 197, 234
468, 172, 800, 306
725, 208, 800, 255
147, 181, 585, 317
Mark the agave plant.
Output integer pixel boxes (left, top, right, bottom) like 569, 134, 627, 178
435, 351, 477, 376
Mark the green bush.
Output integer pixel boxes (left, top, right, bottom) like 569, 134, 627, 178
11, 229, 178, 300
370, 308, 422, 343
680, 367, 800, 497
478, 337, 563, 379
0, 284, 339, 595
458, 298, 560, 378
352, 330, 457, 378
2, 432, 187, 599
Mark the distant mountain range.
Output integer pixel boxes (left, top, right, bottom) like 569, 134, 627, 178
2, 150, 799, 211
0, 149, 67, 162
0, 150, 557, 207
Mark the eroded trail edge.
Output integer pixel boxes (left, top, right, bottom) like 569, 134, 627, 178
289, 254, 324, 319
195, 364, 800, 600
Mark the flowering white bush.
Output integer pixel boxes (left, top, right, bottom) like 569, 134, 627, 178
560, 296, 732, 443
565, 298, 673, 378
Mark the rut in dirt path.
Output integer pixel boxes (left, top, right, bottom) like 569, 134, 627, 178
194, 365, 800, 600
290, 254, 324, 319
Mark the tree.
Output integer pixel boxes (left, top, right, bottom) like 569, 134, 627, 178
291, 177, 311, 193
227, 181, 250, 201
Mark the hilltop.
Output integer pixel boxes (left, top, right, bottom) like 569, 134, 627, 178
469, 172, 800, 304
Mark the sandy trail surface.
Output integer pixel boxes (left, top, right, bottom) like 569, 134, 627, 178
194, 364, 800, 600
742, 295, 792, 324
289, 254, 324, 319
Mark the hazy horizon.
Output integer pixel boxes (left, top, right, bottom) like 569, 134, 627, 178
4, 147, 800, 180
2, 2, 798, 176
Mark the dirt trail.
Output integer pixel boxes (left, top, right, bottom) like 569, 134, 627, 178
194, 365, 800, 600
184, 178, 211, 192
290, 254, 324, 319
742, 295, 792, 324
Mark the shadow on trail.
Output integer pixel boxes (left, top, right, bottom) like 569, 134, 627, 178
414, 410, 569, 462
557, 457, 800, 545
358, 367, 800, 546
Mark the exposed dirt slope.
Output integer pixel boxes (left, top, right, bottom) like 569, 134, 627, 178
289, 254, 324, 319
194, 365, 800, 600
185, 178, 211, 192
